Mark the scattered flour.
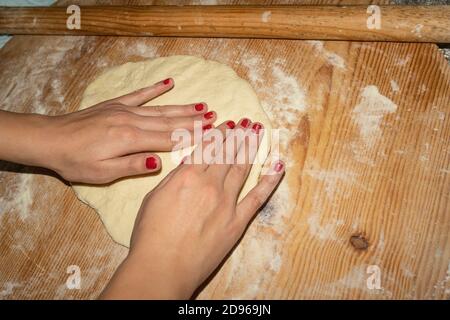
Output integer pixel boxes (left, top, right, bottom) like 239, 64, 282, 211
240, 53, 309, 164
305, 167, 358, 200
390, 80, 400, 93
124, 41, 157, 59
0, 282, 22, 299
419, 142, 431, 162
240, 54, 264, 85
307, 212, 344, 241
0, 173, 34, 221
432, 262, 450, 297
306, 193, 345, 241
395, 54, 411, 66
1, 37, 85, 115
307, 40, 346, 69
222, 233, 282, 299
352, 85, 398, 148
216, 53, 314, 298
268, 65, 308, 124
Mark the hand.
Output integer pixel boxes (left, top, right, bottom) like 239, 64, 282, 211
0, 78, 217, 184
101, 118, 285, 299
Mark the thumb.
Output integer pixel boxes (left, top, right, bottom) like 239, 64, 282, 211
236, 160, 285, 228
102, 153, 162, 181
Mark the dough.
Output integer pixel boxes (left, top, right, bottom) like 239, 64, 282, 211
73, 55, 271, 247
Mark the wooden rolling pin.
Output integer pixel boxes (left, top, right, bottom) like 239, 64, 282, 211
0, 5, 449, 43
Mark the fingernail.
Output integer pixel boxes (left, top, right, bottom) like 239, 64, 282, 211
204, 111, 214, 120
241, 118, 250, 128
252, 123, 263, 134
274, 161, 284, 173
163, 78, 171, 85
195, 103, 204, 111
226, 120, 235, 129
146, 157, 157, 170
202, 124, 213, 131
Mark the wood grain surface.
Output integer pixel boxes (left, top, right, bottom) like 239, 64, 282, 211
2, 5, 450, 42
0, 0, 449, 299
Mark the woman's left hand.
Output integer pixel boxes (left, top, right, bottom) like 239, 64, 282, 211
0, 78, 217, 184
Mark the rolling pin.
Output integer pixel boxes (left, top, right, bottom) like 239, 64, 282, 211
0, 5, 449, 43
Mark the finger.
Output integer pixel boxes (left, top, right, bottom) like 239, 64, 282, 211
117, 129, 177, 153
100, 153, 161, 182
183, 121, 222, 171
224, 122, 264, 196
209, 118, 254, 182
109, 78, 174, 106
235, 160, 285, 227
218, 117, 252, 167
130, 111, 217, 132
201, 120, 237, 176
205, 120, 238, 181
130, 102, 208, 117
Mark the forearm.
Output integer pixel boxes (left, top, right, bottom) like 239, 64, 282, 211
100, 250, 195, 300
0, 110, 54, 168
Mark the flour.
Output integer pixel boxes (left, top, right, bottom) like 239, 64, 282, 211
1, 37, 84, 115
305, 168, 358, 199
306, 193, 345, 241
395, 54, 411, 66
202, 53, 315, 298
240, 54, 264, 85
419, 142, 431, 162
222, 233, 282, 299
390, 80, 400, 93
307, 40, 346, 69
352, 85, 398, 148
0, 282, 22, 299
0, 173, 34, 221
124, 41, 157, 59
239, 54, 309, 163
432, 262, 450, 297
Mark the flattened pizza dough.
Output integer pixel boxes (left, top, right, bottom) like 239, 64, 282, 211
73, 55, 271, 247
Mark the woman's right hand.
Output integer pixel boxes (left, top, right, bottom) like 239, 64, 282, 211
101, 118, 285, 299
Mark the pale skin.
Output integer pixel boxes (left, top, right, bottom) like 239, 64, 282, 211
0, 78, 285, 299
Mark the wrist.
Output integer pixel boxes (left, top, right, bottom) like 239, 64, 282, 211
0, 111, 56, 168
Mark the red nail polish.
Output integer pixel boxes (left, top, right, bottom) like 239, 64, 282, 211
202, 124, 212, 131
274, 161, 284, 173
252, 123, 262, 134
195, 103, 204, 111
163, 78, 171, 85
146, 157, 157, 170
241, 118, 250, 128
226, 121, 235, 129
204, 111, 214, 119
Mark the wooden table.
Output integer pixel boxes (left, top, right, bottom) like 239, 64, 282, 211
0, 0, 449, 299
